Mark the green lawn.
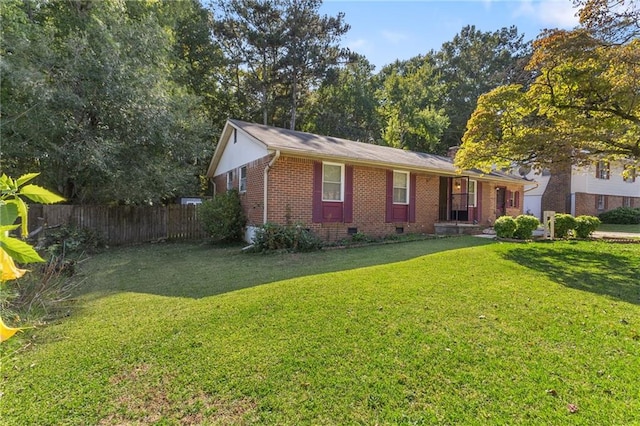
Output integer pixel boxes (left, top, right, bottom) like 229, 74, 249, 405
597, 223, 640, 234
2, 238, 639, 425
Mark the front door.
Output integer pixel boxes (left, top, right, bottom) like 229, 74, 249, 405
496, 186, 506, 217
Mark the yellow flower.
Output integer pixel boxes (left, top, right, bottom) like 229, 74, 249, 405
0, 315, 24, 342
0, 247, 27, 281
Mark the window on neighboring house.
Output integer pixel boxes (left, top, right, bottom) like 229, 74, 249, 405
239, 166, 247, 192
226, 170, 234, 191
322, 163, 343, 201
596, 160, 610, 180
596, 194, 607, 210
468, 180, 477, 207
623, 197, 633, 208
623, 165, 637, 183
393, 171, 409, 204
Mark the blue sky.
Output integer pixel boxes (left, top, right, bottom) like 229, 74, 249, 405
320, 0, 581, 70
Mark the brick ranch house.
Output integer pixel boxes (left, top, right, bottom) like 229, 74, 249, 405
206, 120, 525, 242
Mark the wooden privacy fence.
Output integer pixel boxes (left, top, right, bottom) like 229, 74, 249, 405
27, 204, 207, 246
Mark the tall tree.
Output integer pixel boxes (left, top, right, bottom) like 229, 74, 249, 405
1, 0, 215, 203
376, 57, 449, 152
302, 54, 380, 142
211, 0, 349, 129
434, 25, 530, 150
455, 2, 639, 174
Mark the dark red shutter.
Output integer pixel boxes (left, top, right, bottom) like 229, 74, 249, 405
595, 161, 600, 178
408, 173, 417, 223
385, 170, 393, 223
344, 165, 354, 223
312, 161, 323, 223
476, 182, 483, 223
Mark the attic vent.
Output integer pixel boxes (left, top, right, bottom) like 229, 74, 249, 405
233, 129, 237, 144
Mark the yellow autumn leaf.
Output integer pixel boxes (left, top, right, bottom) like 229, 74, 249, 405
0, 315, 24, 342
0, 247, 27, 281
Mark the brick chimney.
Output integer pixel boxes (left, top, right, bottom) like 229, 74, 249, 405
447, 146, 460, 159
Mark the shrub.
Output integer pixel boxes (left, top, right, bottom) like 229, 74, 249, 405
514, 215, 540, 240
598, 207, 640, 225
40, 225, 105, 256
554, 213, 577, 238
574, 215, 601, 238
251, 223, 323, 253
198, 190, 246, 243
494, 216, 517, 238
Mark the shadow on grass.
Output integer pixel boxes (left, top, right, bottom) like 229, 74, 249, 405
503, 242, 640, 305
75, 236, 494, 300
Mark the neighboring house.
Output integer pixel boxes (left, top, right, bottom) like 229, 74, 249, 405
206, 120, 525, 242
524, 161, 639, 218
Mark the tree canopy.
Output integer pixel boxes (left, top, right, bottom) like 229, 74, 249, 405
456, 0, 640, 174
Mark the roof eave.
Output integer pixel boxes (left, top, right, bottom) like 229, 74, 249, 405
271, 148, 526, 183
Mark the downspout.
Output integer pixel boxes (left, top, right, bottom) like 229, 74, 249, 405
263, 150, 281, 224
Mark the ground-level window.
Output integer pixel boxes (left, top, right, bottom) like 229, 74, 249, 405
596, 194, 607, 210
322, 162, 344, 201
226, 170, 234, 191
393, 171, 409, 204
468, 180, 477, 207
239, 165, 247, 192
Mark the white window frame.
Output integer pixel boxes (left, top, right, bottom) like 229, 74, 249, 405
226, 170, 234, 191
468, 179, 477, 208
239, 165, 247, 192
393, 171, 410, 205
597, 194, 606, 210
623, 197, 632, 208
322, 162, 344, 202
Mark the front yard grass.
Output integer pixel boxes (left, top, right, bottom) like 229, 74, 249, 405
2, 238, 639, 425
597, 223, 640, 234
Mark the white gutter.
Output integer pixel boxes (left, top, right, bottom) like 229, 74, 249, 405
263, 150, 281, 224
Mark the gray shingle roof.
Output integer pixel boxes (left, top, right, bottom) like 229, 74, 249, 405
225, 119, 523, 183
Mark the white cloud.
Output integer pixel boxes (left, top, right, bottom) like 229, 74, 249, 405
513, 0, 580, 29
347, 38, 369, 50
381, 30, 409, 44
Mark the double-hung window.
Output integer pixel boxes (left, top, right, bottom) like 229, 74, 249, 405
596, 194, 607, 210
468, 180, 477, 207
322, 163, 344, 201
226, 170, 234, 190
393, 171, 409, 204
623, 165, 636, 183
596, 161, 610, 180
239, 166, 247, 192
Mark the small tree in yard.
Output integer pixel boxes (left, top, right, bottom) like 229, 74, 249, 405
1, 173, 64, 342
199, 190, 246, 243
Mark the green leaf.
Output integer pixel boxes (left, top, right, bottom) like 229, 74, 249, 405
0, 202, 19, 227
15, 197, 29, 238
0, 234, 44, 264
16, 173, 40, 187
0, 224, 21, 233
0, 174, 13, 192
18, 185, 65, 204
